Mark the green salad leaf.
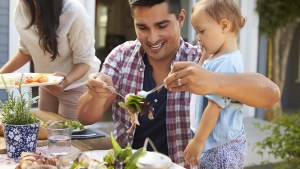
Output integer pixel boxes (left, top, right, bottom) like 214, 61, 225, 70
102, 133, 146, 169
65, 120, 85, 130
118, 93, 154, 120
118, 94, 143, 113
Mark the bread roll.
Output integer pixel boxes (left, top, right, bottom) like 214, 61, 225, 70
0, 123, 3, 136
38, 126, 48, 140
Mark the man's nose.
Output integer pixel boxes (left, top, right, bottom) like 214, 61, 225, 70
148, 29, 160, 44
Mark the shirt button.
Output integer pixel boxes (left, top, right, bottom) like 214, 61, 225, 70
129, 135, 133, 139
154, 99, 158, 102
139, 68, 143, 71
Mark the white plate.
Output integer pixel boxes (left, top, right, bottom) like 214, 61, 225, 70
83, 150, 184, 169
137, 151, 172, 168
0, 73, 64, 88
72, 126, 87, 134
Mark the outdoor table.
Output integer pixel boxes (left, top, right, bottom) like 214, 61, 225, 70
34, 110, 113, 151
0, 110, 112, 168
0, 110, 184, 169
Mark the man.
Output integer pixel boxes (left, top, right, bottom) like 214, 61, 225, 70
77, 0, 280, 167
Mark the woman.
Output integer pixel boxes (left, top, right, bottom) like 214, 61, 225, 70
0, 0, 101, 119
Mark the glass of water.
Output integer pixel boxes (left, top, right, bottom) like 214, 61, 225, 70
47, 122, 72, 157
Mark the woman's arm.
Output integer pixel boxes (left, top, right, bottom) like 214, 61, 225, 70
46, 63, 90, 95
164, 61, 280, 108
0, 50, 31, 73
59, 63, 90, 89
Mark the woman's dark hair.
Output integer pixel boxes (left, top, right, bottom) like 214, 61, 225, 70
25, 0, 63, 61
128, 0, 182, 19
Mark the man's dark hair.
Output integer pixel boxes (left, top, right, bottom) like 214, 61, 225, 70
128, 0, 182, 19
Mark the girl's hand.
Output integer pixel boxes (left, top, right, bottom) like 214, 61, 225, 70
184, 139, 203, 167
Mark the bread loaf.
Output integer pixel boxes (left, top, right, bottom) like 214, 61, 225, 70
38, 126, 48, 140
19, 152, 58, 169
0, 123, 3, 136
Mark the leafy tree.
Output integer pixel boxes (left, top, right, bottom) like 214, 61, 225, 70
256, 0, 300, 120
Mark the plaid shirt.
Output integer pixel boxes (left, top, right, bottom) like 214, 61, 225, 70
101, 39, 200, 167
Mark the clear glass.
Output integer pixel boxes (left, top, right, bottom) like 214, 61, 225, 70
47, 123, 72, 157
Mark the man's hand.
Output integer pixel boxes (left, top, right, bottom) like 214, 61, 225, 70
86, 73, 114, 99
164, 61, 215, 95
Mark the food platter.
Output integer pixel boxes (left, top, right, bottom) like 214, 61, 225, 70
0, 73, 64, 89
82, 150, 184, 169
41, 120, 87, 134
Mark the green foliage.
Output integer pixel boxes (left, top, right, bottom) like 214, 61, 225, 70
256, 0, 300, 36
0, 74, 39, 125
255, 112, 300, 169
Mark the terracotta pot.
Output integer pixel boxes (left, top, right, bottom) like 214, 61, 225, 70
3, 121, 40, 159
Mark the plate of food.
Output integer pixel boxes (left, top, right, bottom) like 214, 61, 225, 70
41, 120, 87, 134
0, 73, 64, 88
17, 133, 183, 169
65, 120, 87, 134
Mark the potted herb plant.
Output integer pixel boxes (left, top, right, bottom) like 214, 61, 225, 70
0, 74, 40, 159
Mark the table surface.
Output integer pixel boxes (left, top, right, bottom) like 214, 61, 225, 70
0, 110, 112, 154
0, 110, 184, 169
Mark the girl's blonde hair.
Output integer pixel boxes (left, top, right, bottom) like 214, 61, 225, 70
193, 0, 246, 34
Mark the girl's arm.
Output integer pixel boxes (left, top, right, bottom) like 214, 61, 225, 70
184, 100, 221, 166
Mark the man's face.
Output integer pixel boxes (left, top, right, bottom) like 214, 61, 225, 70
132, 2, 185, 62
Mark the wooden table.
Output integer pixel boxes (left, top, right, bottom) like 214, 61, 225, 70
0, 110, 112, 154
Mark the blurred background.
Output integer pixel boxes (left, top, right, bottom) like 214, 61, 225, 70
0, 0, 299, 168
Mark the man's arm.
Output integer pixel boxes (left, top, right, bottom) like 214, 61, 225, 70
164, 62, 280, 108
213, 72, 279, 107
77, 73, 116, 125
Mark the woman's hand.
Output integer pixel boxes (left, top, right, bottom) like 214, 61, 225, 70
46, 72, 68, 95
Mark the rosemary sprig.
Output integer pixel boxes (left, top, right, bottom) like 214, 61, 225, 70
0, 74, 39, 125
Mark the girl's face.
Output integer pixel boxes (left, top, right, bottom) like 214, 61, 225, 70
191, 7, 226, 55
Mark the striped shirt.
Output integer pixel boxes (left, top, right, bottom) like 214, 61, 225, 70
101, 39, 200, 167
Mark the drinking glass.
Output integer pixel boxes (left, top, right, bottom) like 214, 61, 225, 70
47, 122, 72, 157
